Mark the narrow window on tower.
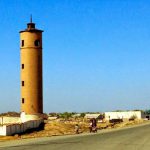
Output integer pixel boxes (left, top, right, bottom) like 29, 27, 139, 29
21, 40, 24, 47
34, 40, 40, 46
22, 81, 24, 86
22, 64, 24, 69
22, 98, 24, 104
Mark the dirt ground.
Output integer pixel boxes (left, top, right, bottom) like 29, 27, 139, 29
0, 119, 147, 141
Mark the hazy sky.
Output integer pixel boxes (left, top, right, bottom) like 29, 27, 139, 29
0, 0, 150, 113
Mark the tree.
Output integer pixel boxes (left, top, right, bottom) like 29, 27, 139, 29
80, 113, 86, 118
144, 110, 150, 114
59, 112, 72, 119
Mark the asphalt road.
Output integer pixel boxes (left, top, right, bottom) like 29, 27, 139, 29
1, 123, 150, 150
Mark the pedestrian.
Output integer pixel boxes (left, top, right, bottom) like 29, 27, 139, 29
89, 118, 97, 133
92, 118, 97, 133
89, 121, 92, 133
75, 124, 79, 134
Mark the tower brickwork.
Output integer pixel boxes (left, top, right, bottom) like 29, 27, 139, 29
20, 20, 43, 114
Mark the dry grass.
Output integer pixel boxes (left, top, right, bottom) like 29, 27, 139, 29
0, 136, 19, 141
113, 119, 145, 128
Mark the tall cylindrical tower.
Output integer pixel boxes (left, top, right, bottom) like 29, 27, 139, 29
20, 19, 43, 115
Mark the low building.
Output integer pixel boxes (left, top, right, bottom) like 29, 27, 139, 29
72, 114, 81, 118
104, 111, 145, 121
48, 116, 58, 120
84, 114, 101, 120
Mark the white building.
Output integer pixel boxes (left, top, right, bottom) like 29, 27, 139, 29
104, 111, 145, 121
84, 114, 101, 119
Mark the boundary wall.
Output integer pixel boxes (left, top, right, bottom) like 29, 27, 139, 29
105, 111, 142, 120
0, 119, 43, 136
0, 117, 20, 125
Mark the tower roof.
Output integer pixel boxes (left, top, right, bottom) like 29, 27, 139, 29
20, 17, 43, 33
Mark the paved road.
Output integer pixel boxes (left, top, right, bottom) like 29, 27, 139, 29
1, 123, 150, 150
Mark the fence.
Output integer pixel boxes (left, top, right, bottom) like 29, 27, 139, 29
0, 119, 43, 136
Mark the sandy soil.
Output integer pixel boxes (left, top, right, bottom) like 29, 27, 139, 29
0, 119, 148, 141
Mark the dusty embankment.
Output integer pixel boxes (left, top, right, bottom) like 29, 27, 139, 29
0, 119, 149, 141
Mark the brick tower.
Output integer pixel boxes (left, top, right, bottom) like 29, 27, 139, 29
20, 18, 43, 115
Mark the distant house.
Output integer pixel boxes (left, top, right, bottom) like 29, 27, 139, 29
72, 114, 81, 118
84, 114, 101, 120
143, 111, 150, 120
48, 116, 58, 120
104, 111, 146, 121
